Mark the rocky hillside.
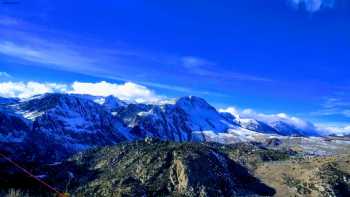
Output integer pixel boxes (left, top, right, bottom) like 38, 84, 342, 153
2, 139, 350, 197
56, 141, 348, 197
1, 140, 280, 197
255, 154, 350, 196
68, 141, 276, 196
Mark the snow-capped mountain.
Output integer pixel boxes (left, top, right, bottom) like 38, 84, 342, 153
219, 109, 320, 137
0, 93, 322, 162
174, 96, 232, 132
102, 95, 127, 111
238, 118, 277, 134
1, 93, 129, 161
115, 96, 234, 141
268, 121, 305, 136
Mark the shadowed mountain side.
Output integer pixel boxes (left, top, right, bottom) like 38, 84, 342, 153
49, 140, 275, 196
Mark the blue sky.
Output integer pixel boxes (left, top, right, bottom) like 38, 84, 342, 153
0, 0, 349, 127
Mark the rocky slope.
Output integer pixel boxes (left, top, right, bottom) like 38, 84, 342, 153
1, 140, 279, 197
0, 109, 31, 159
61, 140, 276, 196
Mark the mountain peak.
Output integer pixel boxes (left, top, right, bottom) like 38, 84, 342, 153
18, 93, 90, 113
103, 95, 126, 110
176, 95, 206, 102
175, 96, 214, 110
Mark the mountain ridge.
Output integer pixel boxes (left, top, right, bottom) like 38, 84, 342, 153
0, 93, 323, 162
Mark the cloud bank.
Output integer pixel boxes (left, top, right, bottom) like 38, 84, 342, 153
220, 106, 317, 133
0, 81, 68, 98
69, 81, 167, 104
0, 81, 168, 104
219, 107, 241, 118
289, 0, 335, 12
244, 108, 313, 130
315, 124, 350, 136
221, 106, 350, 136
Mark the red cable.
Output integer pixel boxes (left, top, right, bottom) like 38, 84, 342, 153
0, 152, 67, 197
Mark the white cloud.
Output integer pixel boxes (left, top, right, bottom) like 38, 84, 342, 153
69, 81, 168, 104
221, 105, 350, 137
289, 0, 335, 12
180, 56, 271, 82
219, 107, 240, 118
0, 71, 11, 78
180, 56, 223, 78
315, 124, 350, 136
220, 107, 315, 131
0, 81, 68, 98
242, 109, 314, 130
0, 41, 101, 72
181, 56, 213, 68
0, 81, 169, 104
312, 97, 350, 117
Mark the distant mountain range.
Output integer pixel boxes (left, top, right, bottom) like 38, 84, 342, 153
0, 93, 324, 162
